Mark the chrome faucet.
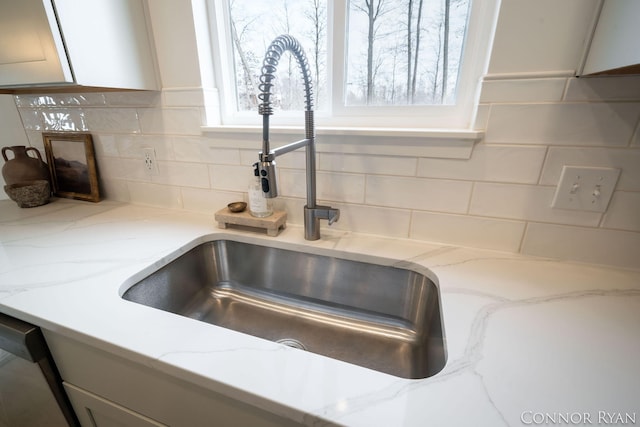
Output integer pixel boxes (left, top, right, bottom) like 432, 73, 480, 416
256, 35, 339, 240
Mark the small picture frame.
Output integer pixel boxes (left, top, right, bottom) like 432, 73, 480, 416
42, 132, 100, 202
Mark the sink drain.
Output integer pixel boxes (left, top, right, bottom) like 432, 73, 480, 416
276, 338, 307, 351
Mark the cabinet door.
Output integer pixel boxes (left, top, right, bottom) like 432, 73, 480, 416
64, 383, 167, 427
582, 0, 640, 75
52, 0, 158, 90
0, 0, 72, 86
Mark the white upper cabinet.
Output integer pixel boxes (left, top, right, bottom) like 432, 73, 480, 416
0, 0, 72, 86
0, 0, 158, 92
580, 0, 640, 76
487, 0, 600, 76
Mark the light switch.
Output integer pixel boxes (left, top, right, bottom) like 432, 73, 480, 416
551, 166, 620, 212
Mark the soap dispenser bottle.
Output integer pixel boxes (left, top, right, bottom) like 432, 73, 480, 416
248, 163, 273, 217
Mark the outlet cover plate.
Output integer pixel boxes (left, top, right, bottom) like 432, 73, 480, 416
143, 147, 159, 176
551, 166, 620, 212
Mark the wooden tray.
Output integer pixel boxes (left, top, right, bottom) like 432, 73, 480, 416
214, 208, 287, 236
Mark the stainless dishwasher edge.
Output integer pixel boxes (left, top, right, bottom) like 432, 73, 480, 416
0, 312, 79, 427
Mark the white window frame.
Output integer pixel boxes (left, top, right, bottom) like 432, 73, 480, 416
206, 0, 499, 131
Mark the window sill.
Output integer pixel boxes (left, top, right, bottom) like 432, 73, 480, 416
201, 125, 483, 159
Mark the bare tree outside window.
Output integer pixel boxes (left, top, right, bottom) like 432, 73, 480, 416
229, 0, 327, 113
227, 0, 470, 112
347, 0, 469, 106
304, 0, 327, 106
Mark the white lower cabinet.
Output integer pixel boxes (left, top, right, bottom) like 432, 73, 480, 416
64, 383, 166, 427
44, 331, 301, 427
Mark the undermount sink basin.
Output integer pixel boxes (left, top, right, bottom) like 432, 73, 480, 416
122, 239, 446, 379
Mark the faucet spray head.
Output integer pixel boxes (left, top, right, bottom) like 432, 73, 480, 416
256, 159, 278, 198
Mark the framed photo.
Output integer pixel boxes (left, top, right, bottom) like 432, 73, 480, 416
42, 132, 100, 202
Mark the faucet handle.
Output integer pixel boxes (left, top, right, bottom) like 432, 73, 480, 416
326, 207, 340, 225
311, 205, 340, 225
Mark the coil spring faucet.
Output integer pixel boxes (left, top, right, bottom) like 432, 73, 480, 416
257, 35, 339, 240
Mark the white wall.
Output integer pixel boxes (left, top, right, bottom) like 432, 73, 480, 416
4, 1, 640, 270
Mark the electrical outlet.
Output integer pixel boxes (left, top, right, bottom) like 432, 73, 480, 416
143, 147, 159, 176
551, 166, 620, 212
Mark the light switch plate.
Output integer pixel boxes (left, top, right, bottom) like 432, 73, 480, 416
551, 166, 620, 212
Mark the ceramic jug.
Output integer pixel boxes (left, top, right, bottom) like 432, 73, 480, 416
1, 146, 50, 186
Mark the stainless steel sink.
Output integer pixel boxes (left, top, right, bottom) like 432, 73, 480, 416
122, 239, 446, 379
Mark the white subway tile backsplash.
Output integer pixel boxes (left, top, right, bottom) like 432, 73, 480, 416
266, 197, 304, 225
70, 94, 108, 106
181, 187, 244, 213
18, 109, 44, 131
279, 169, 366, 203
564, 76, 640, 102
271, 169, 305, 198
205, 147, 242, 165
91, 134, 119, 157
173, 137, 240, 164
522, 223, 640, 269
104, 91, 161, 107
84, 108, 140, 133
410, 211, 525, 252
127, 181, 183, 209
154, 161, 210, 188
162, 89, 205, 107
95, 156, 127, 180
13, 95, 49, 108
480, 78, 566, 103
319, 153, 417, 176
319, 172, 366, 203
42, 110, 88, 131
470, 183, 602, 226
15, 93, 106, 107
238, 149, 264, 167
255, 150, 306, 169
98, 179, 130, 202
116, 157, 209, 188
25, 130, 44, 148
138, 107, 202, 135
601, 192, 640, 232
10, 83, 640, 270
417, 144, 546, 184
118, 158, 150, 181
330, 203, 411, 237
317, 135, 475, 159
209, 164, 254, 192
540, 147, 640, 191
116, 134, 173, 160
366, 176, 472, 213
485, 103, 640, 146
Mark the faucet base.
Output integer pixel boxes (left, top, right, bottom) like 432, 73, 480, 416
304, 205, 340, 240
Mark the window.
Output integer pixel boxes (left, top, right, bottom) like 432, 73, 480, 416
208, 0, 497, 129
345, 0, 469, 107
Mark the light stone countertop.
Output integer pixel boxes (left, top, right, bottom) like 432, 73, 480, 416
1, 198, 639, 426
